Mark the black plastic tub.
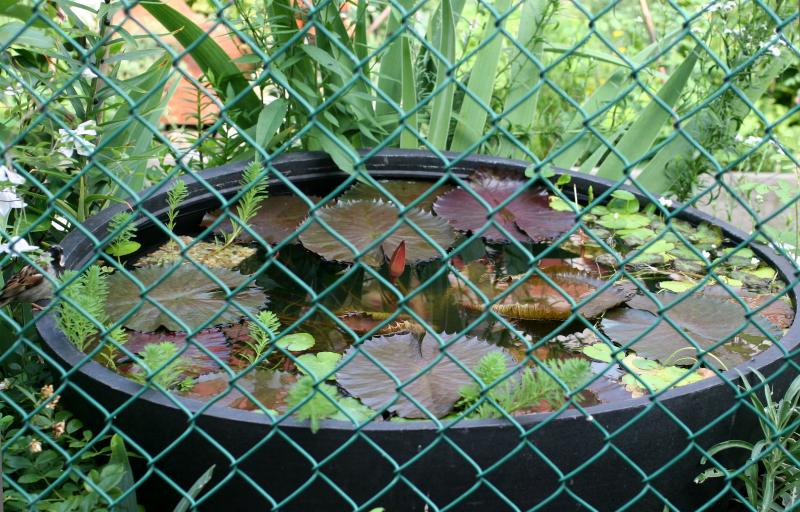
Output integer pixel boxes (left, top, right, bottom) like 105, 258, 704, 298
37, 150, 800, 511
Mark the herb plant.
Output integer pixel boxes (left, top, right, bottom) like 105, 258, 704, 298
105, 212, 140, 258
223, 162, 269, 247
696, 371, 800, 510
458, 352, 592, 419
241, 310, 316, 367
166, 178, 189, 235
57, 266, 126, 366
132, 342, 188, 390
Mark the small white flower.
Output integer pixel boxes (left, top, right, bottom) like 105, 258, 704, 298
658, 197, 674, 208
56, 120, 97, 158
0, 188, 26, 216
613, 213, 620, 219
0, 236, 39, 255
743, 136, 762, 146
3, 86, 17, 97
81, 68, 98, 79
0, 165, 24, 185
750, 257, 760, 266
702, 250, 711, 260
768, 46, 781, 57
734, 133, 743, 142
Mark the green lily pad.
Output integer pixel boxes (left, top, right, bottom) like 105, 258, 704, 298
105, 265, 267, 332
596, 213, 651, 230
582, 343, 618, 363
606, 190, 640, 214
295, 352, 342, 381
658, 280, 696, 293
330, 397, 376, 423
278, 333, 315, 351
299, 200, 456, 266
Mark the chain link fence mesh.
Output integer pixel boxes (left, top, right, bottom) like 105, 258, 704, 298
0, 0, 799, 510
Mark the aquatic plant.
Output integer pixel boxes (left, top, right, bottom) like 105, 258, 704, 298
131, 342, 189, 390
105, 212, 140, 258
223, 161, 269, 247
57, 266, 126, 366
458, 353, 592, 419
166, 178, 188, 234
104, 265, 267, 332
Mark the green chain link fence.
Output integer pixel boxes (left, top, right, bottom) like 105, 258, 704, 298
0, 0, 799, 509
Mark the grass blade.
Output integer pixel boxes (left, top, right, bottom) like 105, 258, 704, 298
449, 0, 512, 151
376, 0, 414, 117
595, 44, 702, 181
636, 54, 791, 193
400, 35, 419, 149
141, 0, 262, 128
428, 0, 456, 150
497, 0, 550, 159
109, 434, 138, 512
173, 465, 215, 512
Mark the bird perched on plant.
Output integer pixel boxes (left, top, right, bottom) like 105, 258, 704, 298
0, 245, 65, 309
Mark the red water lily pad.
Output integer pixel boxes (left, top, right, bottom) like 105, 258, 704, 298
433, 174, 574, 243
339, 180, 452, 211
299, 200, 456, 266
336, 332, 508, 418
602, 294, 781, 369
453, 261, 633, 321
182, 368, 297, 412
117, 329, 231, 375
201, 194, 320, 244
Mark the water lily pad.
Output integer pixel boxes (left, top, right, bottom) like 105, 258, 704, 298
106, 265, 267, 332
433, 174, 574, 243
582, 343, 619, 363
602, 294, 781, 369
299, 200, 456, 266
336, 332, 507, 418
340, 180, 452, 211
182, 368, 296, 412
201, 195, 320, 244
596, 213, 651, 230
619, 354, 714, 398
278, 333, 315, 351
700, 286, 795, 329
296, 352, 342, 381
118, 329, 230, 375
658, 281, 696, 293
456, 266, 633, 321
136, 236, 257, 268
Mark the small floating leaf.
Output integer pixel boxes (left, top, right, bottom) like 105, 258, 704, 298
106, 265, 267, 332
296, 352, 341, 381
582, 343, 618, 363
299, 200, 456, 266
337, 332, 507, 418
277, 333, 315, 351
658, 280, 696, 293
433, 174, 574, 243
136, 236, 257, 268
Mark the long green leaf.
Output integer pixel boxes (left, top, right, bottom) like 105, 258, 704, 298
637, 54, 791, 193
173, 465, 215, 512
376, 0, 415, 119
0, 0, 48, 27
109, 434, 138, 512
595, 44, 702, 180
497, 0, 550, 159
140, 1, 262, 127
449, 0, 511, 151
400, 35, 419, 149
428, 0, 456, 150
254, 98, 288, 154
550, 29, 685, 170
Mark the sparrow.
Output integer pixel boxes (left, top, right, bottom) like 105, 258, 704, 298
0, 245, 65, 309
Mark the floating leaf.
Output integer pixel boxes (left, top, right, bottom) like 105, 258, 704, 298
337, 332, 507, 418
299, 200, 456, 266
700, 286, 794, 329
455, 265, 632, 321
602, 294, 781, 368
296, 352, 342, 381
620, 354, 714, 398
136, 236, 257, 268
433, 175, 574, 243
596, 213, 651, 230
118, 329, 230, 375
183, 368, 296, 411
582, 343, 618, 363
330, 397, 376, 423
106, 265, 267, 332
340, 180, 452, 211
278, 333, 315, 351
658, 280, 696, 293
201, 195, 320, 244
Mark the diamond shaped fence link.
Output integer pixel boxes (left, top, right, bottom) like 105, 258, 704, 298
0, 0, 797, 510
